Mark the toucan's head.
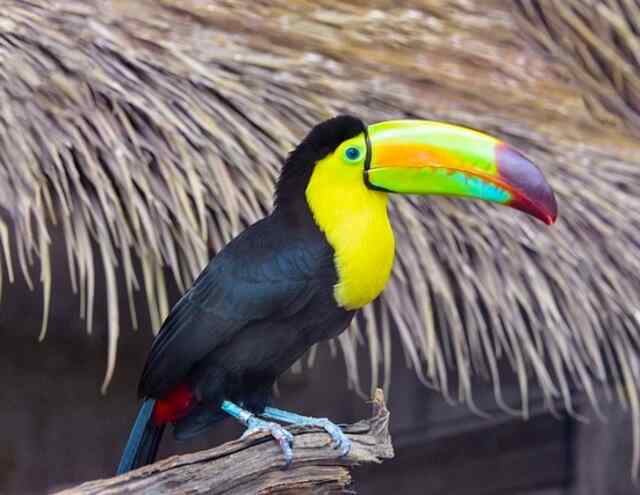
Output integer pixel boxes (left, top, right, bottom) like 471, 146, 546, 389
277, 115, 557, 225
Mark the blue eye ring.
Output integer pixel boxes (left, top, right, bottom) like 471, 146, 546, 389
344, 146, 362, 162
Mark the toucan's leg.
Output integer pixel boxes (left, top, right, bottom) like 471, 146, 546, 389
260, 407, 351, 457
220, 400, 294, 465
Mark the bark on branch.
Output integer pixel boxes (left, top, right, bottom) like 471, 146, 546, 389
57, 390, 393, 494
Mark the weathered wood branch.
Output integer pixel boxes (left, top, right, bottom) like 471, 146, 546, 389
57, 390, 393, 494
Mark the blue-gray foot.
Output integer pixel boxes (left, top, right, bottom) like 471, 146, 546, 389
241, 416, 294, 465
261, 407, 352, 457
220, 400, 294, 466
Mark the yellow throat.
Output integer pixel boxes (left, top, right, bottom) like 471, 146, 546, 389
305, 151, 395, 310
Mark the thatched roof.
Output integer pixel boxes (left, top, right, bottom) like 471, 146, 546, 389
1, 0, 640, 469
516, 0, 640, 131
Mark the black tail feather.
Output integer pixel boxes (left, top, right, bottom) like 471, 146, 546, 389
173, 402, 226, 440
117, 399, 165, 474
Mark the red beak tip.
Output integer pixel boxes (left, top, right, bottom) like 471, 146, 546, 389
496, 144, 558, 227
541, 200, 558, 225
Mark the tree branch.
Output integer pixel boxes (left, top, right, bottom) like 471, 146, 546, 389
57, 390, 393, 494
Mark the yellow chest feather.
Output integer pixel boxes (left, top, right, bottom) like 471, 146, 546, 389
306, 156, 395, 310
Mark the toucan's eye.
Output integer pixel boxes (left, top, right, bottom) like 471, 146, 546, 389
344, 146, 362, 162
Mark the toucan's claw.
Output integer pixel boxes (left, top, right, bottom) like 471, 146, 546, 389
260, 407, 352, 457
241, 417, 294, 466
312, 417, 352, 456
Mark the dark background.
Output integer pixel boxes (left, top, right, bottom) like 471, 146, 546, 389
0, 229, 637, 495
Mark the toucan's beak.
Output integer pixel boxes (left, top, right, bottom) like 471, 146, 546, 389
365, 120, 557, 225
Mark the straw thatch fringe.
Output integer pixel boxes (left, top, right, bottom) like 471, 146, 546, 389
1, 0, 640, 473
515, 0, 640, 133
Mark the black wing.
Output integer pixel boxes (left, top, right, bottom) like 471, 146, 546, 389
138, 216, 330, 398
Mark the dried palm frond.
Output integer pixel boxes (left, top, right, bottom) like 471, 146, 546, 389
1, 0, 640, 472
515, 0, 640, 133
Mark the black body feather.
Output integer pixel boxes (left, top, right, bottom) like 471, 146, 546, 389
137, 116, 364, 437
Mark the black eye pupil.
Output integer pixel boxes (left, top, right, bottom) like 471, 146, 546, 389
345, 147, 360, 160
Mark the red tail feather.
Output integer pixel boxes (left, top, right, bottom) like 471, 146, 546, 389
152, 384, 194, 426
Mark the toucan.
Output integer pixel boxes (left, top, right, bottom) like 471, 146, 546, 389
117, 115, 557, 473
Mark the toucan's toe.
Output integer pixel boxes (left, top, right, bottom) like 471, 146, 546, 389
241, 417, 294, 466
314, 418, 352, 456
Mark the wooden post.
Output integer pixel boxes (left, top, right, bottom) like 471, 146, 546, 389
56, 390, 393, 494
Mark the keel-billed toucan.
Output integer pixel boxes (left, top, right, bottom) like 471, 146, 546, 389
117, 115, 557, 473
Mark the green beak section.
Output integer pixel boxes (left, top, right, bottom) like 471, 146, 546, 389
364, 120, 557, 225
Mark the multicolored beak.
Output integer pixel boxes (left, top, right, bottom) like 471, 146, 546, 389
364, 120, 557, 225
